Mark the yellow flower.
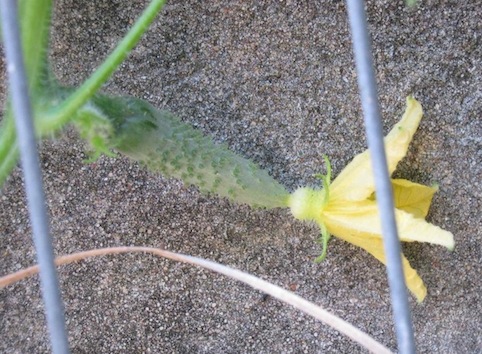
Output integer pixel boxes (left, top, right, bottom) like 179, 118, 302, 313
288, 96, 454, 302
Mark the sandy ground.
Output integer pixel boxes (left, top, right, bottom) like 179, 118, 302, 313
1, 0, 481, 353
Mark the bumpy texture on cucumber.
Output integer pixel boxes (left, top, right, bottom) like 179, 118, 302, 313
87, 94, 289, 209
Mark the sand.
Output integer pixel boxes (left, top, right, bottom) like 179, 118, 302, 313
1, 0, 480, 352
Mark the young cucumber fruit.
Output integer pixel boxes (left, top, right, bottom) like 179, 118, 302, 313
87, 94, 289, 209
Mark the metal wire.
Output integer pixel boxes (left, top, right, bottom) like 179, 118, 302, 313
0, 1, 70, 353
1, 0, 415, 352
345, 1, 416, 353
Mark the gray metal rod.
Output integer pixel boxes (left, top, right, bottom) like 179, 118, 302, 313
345, 1, 416, 353
0, 1, 70, 353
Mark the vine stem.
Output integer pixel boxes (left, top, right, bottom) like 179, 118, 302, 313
0, 246, 393, 354
0, 115, 18, 186
1, 0, 167, 188
19, 0, 53, 92
40, 0, 167, 134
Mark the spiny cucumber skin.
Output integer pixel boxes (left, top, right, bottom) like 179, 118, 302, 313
95, 95, 289, 209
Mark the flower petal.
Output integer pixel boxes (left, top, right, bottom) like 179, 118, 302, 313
395, 208, 454, 250
390, 179, 438, 218
368, 179, 438, 218
330, 96, 423, 201
320, 205, 427, 301
338, 235, 427, 302
323, 199, 454, 249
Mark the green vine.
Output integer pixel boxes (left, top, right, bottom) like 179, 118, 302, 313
0, 0, 289, 209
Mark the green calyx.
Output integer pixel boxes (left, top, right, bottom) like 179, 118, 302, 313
74, 104, 117, 162
313, 154, 332, 207
315, 222, 331, 263
314, 155, 332, 262
288, 155, 332, 262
